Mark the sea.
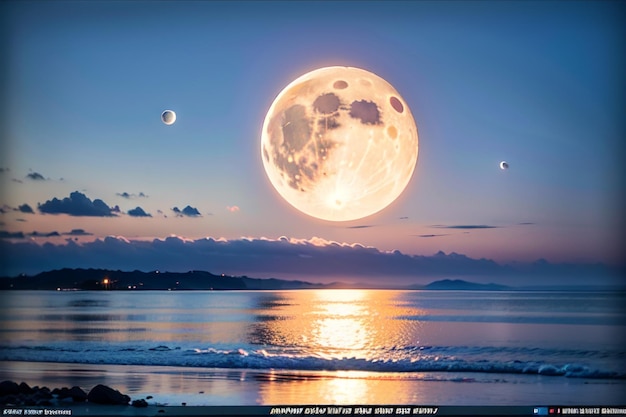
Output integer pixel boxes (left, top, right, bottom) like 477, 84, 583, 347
0, 289, 625, 407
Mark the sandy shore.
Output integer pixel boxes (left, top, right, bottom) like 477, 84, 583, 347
1, 360, 625, 409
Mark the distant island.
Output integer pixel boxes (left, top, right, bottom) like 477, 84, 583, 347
0, 268, 621, 291
0, 268, 329, 291
419, 279, 511, 291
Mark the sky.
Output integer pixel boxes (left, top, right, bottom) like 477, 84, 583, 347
0, 1, 624, 285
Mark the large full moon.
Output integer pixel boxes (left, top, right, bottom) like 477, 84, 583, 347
261, 66, 419, 222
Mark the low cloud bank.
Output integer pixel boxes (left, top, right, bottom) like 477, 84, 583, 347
0, 236, 620, 287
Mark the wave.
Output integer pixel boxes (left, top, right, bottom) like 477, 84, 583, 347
1, 343, 624, 380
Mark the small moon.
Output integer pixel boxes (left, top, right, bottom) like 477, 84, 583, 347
261, 66, 419, 222
500, 161, 509, 170
161, 110, 176, 125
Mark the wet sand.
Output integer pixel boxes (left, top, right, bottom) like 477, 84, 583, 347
1, 361, 624, 410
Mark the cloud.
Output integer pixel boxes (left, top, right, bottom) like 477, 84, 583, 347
416, 234, 449, 238
12, 179, 23, 183
0, 168, 9, 173
127, 207, 151, 217
1, 236, 620, 287
18, 204, 34, 214
63, 229, 93, 236
0, 231, 25, 239
172, 205, 201, 217
431, 224, 498, 229
30, 231, 61, 237
38, 191, 118, 217
518, 222, 535, 225
1, 229, 93, 239
26, 172, 46, 181
346, 225, 374, 229
117, 192, 149, 199
183, 206, 201, 216
226, 206, 240, 213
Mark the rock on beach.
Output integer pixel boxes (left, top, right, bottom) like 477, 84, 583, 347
0, 381, 145, 407
86, 384, 130, 405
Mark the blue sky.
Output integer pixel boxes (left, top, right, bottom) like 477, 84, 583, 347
1, 1, 624, 283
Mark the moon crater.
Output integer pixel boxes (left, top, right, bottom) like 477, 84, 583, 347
390, 96, 404, 113
349, 100, 381, 125
261, 66, 418, 222
313, 93, 341, 114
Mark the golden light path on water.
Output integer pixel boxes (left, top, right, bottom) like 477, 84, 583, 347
247, 289, 433, 404
312, 290, 371, 352
249, 289, 426, 361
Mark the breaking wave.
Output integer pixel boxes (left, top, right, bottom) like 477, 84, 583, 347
1, 343, 624, 380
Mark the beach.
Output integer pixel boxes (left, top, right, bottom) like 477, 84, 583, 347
2, 361, 625, 409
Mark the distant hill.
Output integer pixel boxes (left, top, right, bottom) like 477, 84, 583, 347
409, 279, 622, 291
0, 268, 329, 291
417, 279, 512, 291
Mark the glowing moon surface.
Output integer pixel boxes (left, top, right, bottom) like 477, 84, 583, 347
161, 110, 176, 125
500, 161, 509, 170
261, 66, 419, 222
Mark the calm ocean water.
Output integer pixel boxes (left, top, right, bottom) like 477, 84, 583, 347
1, 289, 625, 405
